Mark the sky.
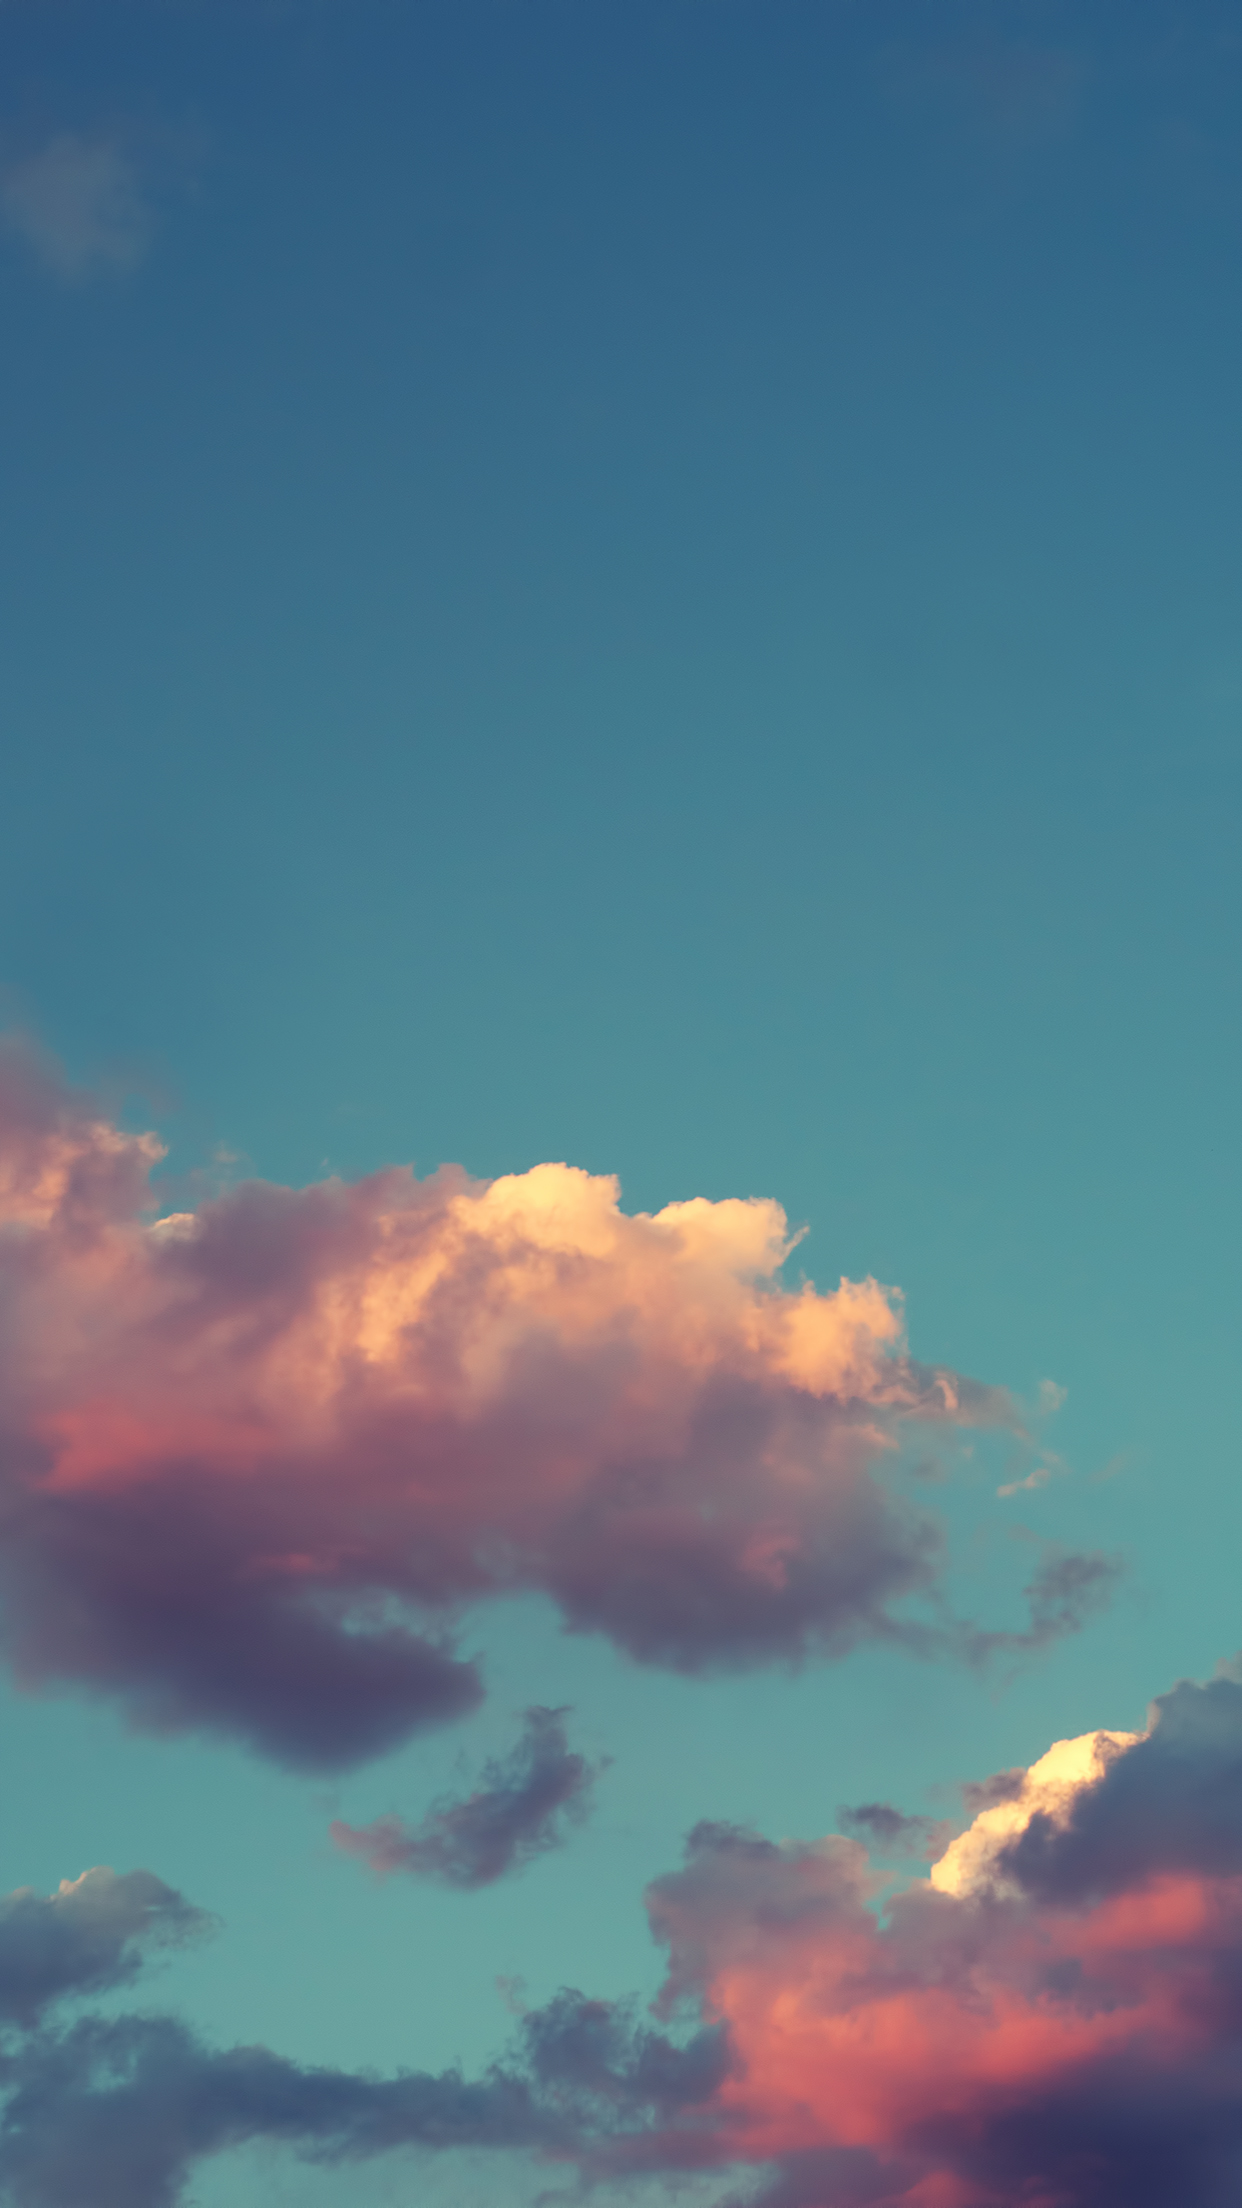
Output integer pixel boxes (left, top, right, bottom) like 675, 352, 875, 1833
0, 2, 1241, 2203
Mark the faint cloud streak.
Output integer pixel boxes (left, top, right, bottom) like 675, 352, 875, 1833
1, 132, 152, 280
881, 34, 1090, 149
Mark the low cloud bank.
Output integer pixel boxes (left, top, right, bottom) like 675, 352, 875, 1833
0, 2011, 555, 2208
0, 1877, 715, 2208
0, 1039, 1083, 1772
7, 1661, 1242, 2205
332, 1706, 607, 1886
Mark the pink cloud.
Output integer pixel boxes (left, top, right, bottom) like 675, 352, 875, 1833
606, 1672, 1242, 2204
6, 1670, 1242, 2203
0, 1040, 1073, 1768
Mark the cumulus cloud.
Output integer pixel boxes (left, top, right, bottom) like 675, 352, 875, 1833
8, 1662, 1242, 2204
0, 134, 151, 279
623, 1666, 1242, 2207
332, 1706, 607, 1886
988, 1667, 1242, 1903
0, 1038, 1087, 1772
0, 1868, 213, 2028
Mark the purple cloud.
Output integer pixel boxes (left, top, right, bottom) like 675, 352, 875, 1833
0, 1040, 1094, 1774
332, 1707, 607, 1886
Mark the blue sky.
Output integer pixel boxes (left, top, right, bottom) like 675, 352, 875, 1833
1, 6, 1241, 2205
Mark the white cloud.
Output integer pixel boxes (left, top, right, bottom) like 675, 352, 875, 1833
930, 1726, 1141, 1897
1, 132, 151, 279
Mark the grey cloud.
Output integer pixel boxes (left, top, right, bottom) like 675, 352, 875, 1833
524, 1987, 729, 2104
0, 1988, 723, 2208
963, 1546, 1121, 1667
1, 133, 151, 280
834, 1803, 953, 1860
0, 2013, 554, 2208
331, 1707, 607, 1887
960, 1765, 1027, 1815
0, 1870, 214, 2029
1002, 1666, 1242, 1902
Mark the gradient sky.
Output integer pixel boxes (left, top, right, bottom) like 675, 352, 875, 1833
1, 5, 1241, 2206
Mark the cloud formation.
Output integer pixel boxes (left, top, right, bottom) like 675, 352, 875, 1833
8, 1663, 1242, 2204
0, 1868, 213, 2029
1, 134, 151, 279
0, 1888, 711, 2208
623, 1664, 1242, 2206
0, 1038, 1069, 1771
332, 1706, 607, 1886
0, 2011, 554, 2208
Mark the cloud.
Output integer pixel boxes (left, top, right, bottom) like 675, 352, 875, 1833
0, 1869, 213, 2029
9, 1659, 1242, 2204
833, 1803, 953, 1861
881, 35, 1089, 150
996, 1458, 1057, 1496
0, 1037, 1086, 1772
0, 2012, 556, 2208
0, 1928, 713, 2208
331, 1706, 607, 1887
989, 1667, 1242, 1903
929, 1725, 1142, 1899
962, 1545, 1120, 1666
619, 1666, 1242, 2207
0, 134, 151, 280
959, 1765, 1027, 1816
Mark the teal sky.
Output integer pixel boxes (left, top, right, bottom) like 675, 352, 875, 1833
1, 5, 1240, 2203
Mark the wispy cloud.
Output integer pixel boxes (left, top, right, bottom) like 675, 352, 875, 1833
1, 132, 151, 280
881, 33, 1090, 150
997, 1452, 1062, 1496
0, 1868, 213, 2028
962, 1545, 1121, 1665
833, 1800, 954, 1860
332, 1708, 607, 1886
